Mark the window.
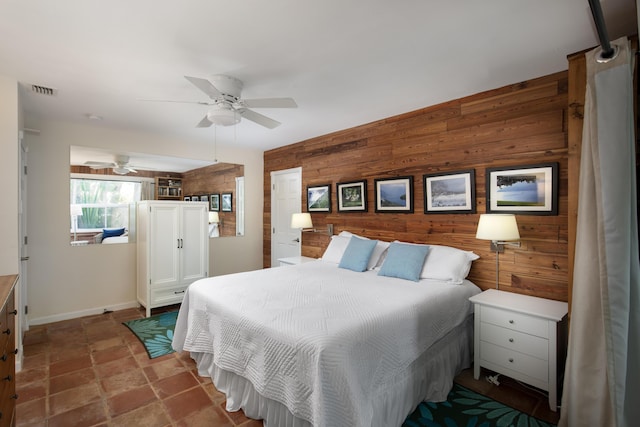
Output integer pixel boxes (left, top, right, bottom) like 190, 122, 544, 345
70, 177, 141, 232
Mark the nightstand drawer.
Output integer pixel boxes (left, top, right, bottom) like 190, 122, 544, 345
481, 305, 548, 338
480, 322, 548, 360
480, 341, 548, 382
151, 285, 188, 305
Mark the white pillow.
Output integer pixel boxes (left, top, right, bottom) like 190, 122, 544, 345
338, 231, 390, 270
393, 241, 479, 284
322, 235, 352, 264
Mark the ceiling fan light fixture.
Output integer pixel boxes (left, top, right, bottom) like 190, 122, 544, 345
112, 167, 130, 175
207, 106, 241, 126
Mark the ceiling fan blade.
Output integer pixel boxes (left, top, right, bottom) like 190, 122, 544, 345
137, 98, 214, 106
127, 168, 138, 173
237, 108, 281, 129
196, 115, 213, 128
242, 98, 297, 108
185, 76, 222, 100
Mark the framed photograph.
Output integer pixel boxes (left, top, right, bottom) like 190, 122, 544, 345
423, 170, 476, 214
183, 196, 191, 202
336, 180, 367, 212
307, 184, 331, 212
200, 194, 209, 203
209, 194, 220, 211
221, 192, 232, 212
486, 162, 558, 215
374, 176, 413, 213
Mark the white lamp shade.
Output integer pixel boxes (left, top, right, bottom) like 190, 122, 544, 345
291, 213, 313, 229
208, 211, 220, 223
476, 214, 520, 241
70, 205, 83, 216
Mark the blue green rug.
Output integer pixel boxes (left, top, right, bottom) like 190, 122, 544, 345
403, 383, 556, 427
123, 311, 178, 358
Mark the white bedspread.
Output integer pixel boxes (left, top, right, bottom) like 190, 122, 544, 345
173, 261, 480, 427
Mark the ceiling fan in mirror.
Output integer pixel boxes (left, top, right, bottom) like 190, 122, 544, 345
139, 75, 298, 129
84, 155, 140, 175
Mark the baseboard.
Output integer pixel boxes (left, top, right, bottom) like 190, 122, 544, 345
28, 300, 140, 326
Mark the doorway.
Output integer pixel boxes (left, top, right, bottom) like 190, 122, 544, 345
270, 167, 302, 266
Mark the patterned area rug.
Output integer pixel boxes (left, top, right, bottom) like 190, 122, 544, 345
403, 383, 556, 427
123, 311, 179, 358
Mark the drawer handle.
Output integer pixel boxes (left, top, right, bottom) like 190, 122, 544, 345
174, 290, 185, 294
0, 354, 6, 362
3, 374, 12, 382
2, 328, 10, 335
508, 319, 514, 324
10, 394, 17, 400
508, 358, 514, 363
8, 310, 17, 316
508, 338, 514, 343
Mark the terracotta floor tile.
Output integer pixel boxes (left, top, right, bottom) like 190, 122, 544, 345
21, 352, 48, 371
110, 401, 171, 427
163, 386, 213, 422
90, 335, 125, 352
176, 405, 234, 427
106, 384, 158, 417
15, 380, 46, 403
152, 370, 200, 399
94, 355, 139, 379
92, 344, 131, 365
15, 397, 46, 426
222, 402, 253, 425
143, 357, 187, 383
48, 400, 108, 427
49, 382, 102, 416
49, 354, 92, 377
101, 368, 149, 396
16, 365, 48, 386
49, 367, 96, 395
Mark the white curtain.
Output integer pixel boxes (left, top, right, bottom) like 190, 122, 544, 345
560, 37, 639, 427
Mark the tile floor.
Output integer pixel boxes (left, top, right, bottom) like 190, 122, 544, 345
15, 306, 560, 426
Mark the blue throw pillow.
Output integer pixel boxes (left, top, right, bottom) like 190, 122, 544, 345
378, 242, 430, 282
103, 228, 125, 239
338, 237, 378, 272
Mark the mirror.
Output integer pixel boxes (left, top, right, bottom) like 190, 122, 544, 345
70, 146, 245, 245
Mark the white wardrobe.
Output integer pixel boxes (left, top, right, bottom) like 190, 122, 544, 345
137, 201, 209, 317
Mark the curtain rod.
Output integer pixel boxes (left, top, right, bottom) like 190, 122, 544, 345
587, 0, 618, 61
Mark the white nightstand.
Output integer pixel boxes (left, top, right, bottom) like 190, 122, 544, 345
469, 289, 568, 411
278, 256, 316, 266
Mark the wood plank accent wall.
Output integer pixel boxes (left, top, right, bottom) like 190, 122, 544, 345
70, 165, 181, 180
267, 71, 569, 302
183, 163, 244, 238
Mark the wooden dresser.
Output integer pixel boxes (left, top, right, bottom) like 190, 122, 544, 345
0, 275, 17, 427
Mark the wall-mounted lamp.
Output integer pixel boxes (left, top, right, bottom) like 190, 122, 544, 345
291, 213, 333, 236
475, 214, 521, 289
209, 211, 220, 238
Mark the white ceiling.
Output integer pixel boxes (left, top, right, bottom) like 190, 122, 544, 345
1, 0, 637, 154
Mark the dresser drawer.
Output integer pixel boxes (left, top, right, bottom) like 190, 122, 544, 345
151, 284, 188, 305
480, 341, 548, 382
480, 305, 548, 338
480, 322, 549, 360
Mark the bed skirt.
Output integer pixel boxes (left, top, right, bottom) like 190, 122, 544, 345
190, 314, 474, 427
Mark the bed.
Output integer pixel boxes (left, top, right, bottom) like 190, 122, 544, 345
172, 235, 480, 427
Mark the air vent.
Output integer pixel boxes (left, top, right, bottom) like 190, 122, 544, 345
31, 84, 58, 96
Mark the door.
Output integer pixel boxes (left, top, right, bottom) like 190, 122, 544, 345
17, 136, 28, 368
149, 203, 180, 287
180, 203, 208, 283
271, 167, 302, 266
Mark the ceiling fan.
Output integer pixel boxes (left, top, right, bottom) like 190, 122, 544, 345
142, 75, 297, 129
84, 155, 139, 175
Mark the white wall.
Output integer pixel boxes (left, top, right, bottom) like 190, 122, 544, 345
25, 118, 263, 324
0, 75, 19, 275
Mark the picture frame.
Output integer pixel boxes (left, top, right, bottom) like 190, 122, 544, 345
200, 194, 209, 203
209, 194, 220, 211
336, 180, 367, 212
307, 184, 331, 212
221, 192, 232, 212
486, 162, 558, 215
374, 176, 413, 213
183, 196, 191, 202
423, 169, 476, 214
